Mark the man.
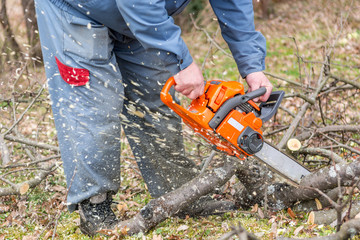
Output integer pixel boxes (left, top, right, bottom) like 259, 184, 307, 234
35, 0, 272, 236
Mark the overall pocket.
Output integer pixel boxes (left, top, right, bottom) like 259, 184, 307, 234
63, 10, 113, 61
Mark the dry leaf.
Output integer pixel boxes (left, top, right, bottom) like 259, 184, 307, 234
355, 212, 360, 219
97, 229, 115, 236
17, 200, 27, 216
251, 204, 259, 213
308, 224, 317, 230
307, 211, 315, 225
314, 198, 323, 210
117, 202, 128, 216
153, 234, 163, 240
294, 225, 304, 236
287, 208, 296, 219
19, 183, 30, 195
268, 215, 277, 224
128, 201, 141, 207
258, 207, 265, 219
176, 224, 189, 232
120, 226, 129, 235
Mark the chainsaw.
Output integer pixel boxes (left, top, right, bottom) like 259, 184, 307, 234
160, 77, 311, 184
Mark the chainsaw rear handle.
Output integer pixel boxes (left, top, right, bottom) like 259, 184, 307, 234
256, 90, 285, 122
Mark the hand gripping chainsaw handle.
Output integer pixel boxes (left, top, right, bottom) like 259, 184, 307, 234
161, 77, 285, 157
161, 77, 284, 127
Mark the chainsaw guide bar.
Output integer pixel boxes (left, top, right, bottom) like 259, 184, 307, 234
254, 141, 310, 184
161, 78, 311, 184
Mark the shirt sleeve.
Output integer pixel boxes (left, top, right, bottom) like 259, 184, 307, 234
115, 0, 192, 70
209, 0, 267, 78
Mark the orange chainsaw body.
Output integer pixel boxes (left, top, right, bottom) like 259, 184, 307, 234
160, 77, 264, 159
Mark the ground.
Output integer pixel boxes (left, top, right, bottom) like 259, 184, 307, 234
0, 0, 359, 239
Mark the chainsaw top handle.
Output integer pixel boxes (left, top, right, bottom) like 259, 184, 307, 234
208, 87, 267, 129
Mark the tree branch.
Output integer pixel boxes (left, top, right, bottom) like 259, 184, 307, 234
4, 134, 59, 151
0, 164, 57, 196
111, 158, 238, 236
296, 125, 360, 141
299, 147, 345, 164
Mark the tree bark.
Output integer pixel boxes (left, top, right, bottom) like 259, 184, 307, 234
114, 158, 238, 235
20, 0, 42, 59
234, 158, 360, 211
0, 0, 22, 60
313, 201, 360, 225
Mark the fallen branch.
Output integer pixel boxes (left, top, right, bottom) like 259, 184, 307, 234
234, 158, 360, 210
284, 93, 316, 105
296, 125, 360, 141
0, 163, 57, 196
293, 187, 345, 212
264, 71, 314, 90
4, 134, 59, 151
112, 158, 238, 235
330, 74, 360, 89
277, 71, 329, 149
299, 147, 345, 164
320, 133, 360, 156
1, 155, 61, 168
314, 201, 360, 225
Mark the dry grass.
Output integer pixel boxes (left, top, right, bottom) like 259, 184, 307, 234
0, 0, 359, 239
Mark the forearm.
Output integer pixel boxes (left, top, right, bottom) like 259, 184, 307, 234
209, 0, 266, 78
116, 0, 193, 70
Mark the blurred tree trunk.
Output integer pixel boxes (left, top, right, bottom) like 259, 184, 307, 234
253, 0, 275, 19
0, 0, 22, 63
21, 0, 42, 60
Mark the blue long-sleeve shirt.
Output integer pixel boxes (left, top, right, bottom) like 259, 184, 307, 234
59, 0, 266, 78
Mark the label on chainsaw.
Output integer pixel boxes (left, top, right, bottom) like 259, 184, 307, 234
228, 118, 244, 132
